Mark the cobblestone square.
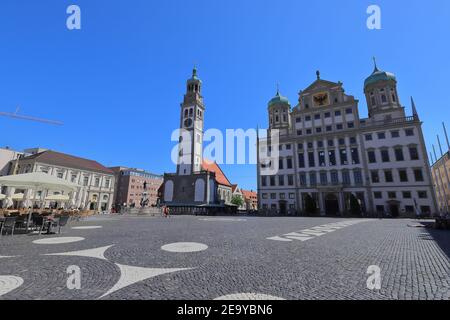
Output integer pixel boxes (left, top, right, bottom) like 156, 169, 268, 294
0, 215, 449, 300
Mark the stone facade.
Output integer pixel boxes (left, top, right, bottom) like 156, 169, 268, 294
8, 150, 115, 212
110, 167, 163, 209
258, 64, 437, 217
0, 147, 23, 177
431, 150, 450, 214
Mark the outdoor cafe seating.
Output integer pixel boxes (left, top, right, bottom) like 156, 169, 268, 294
0, 208, 87, 236
0, 172, 88, 236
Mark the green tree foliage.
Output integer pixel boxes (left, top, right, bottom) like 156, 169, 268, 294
231, 195, 244, 208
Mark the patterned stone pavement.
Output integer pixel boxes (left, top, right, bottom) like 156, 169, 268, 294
0, 215, 449, 300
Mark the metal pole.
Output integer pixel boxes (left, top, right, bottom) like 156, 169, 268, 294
437, 135, 445, 157
443, 122, 450, 151
433, 145, 449, 213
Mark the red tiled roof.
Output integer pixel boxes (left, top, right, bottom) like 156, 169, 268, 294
202, 159, 232, 187
21, 150, 113, 174
241, 189, 257, 200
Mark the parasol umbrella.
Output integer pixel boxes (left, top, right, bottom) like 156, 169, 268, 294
21, 189, 33, 209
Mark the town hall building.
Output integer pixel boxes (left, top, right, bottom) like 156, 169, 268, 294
257, 61, 438, 217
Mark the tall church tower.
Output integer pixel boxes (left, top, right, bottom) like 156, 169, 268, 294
177, 67, 205, 175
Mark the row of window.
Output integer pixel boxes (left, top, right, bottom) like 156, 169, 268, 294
298, 148, 360, 168
261, 175, 295, 187
183, 107, 202, 119
365, 128, 414, 141
40, 169, 111, 188
373, 190, 428, 199
262, 192, 296, 200
371, 168, 424, 183
261, 203, 431, 214
297, 122, 355, 136
261, 170, 363, 188
266, 136, 357, 153
264, 147, 420, 171
367, 146, 419, 163
260, 190, 428, 203
295, 108, 354, 123
369, 87, 397, 106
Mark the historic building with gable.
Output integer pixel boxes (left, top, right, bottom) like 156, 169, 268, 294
257, 62, 437, 217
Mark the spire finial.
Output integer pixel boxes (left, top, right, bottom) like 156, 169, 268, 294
192, 65, 198, 78
411, 96, 419, 120
316, 70, 320, 80
276, 82, 280, 96
373, 56, 379, 72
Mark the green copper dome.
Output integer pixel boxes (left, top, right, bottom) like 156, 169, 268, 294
187, 66, 202, 83
364, 62, 396, 89
268, 90, 290, 106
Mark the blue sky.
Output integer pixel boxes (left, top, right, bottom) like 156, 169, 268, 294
1, 0, 450, 190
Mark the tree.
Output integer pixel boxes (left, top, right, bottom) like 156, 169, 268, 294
349, 194, 362, 216
231, 195, 244, 208
304, 194, 317, 216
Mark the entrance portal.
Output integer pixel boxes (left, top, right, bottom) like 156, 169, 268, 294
325, 194, 339, 216
279, 201, 287, 216
389, 204, 399, 218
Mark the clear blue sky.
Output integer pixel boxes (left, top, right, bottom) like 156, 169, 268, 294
1, 0, 450, 190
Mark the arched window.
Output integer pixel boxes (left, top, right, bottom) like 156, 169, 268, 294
381, 95, 387, 103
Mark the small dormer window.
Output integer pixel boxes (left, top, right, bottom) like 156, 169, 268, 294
275, 116, 279, 122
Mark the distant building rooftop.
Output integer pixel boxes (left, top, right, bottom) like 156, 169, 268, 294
21, 150, 113, 174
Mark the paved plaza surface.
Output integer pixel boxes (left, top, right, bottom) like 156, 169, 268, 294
0, 215, 449, 300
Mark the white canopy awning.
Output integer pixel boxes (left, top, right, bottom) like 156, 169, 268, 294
0, 172, 78, 192
45, 194, 70, 201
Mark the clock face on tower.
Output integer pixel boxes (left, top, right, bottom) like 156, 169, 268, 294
184, 118, 193, 128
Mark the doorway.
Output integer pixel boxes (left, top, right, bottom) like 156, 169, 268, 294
389, 204, 399, 218
279, 201, 287, 216
325, 194, 339, 216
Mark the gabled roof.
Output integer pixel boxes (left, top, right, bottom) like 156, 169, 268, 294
202, 159, 232, 187
241, 189, 257, 199
21, 150, 113, 175
302, 79, 342, 94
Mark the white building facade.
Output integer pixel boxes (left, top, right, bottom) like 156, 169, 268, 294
8, 150, 115, 211
257, 65, 437, 217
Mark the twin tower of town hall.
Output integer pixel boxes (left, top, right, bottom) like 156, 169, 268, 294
161, 62, 437, 216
